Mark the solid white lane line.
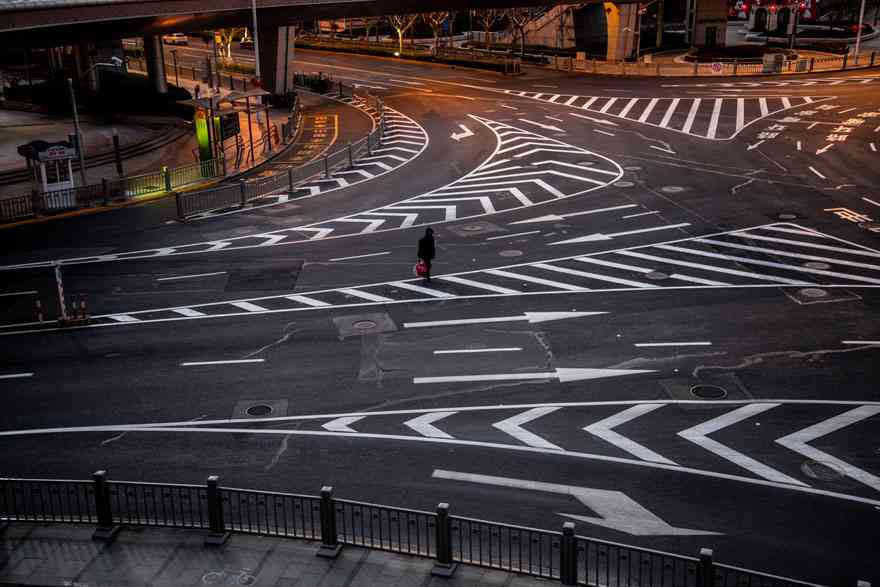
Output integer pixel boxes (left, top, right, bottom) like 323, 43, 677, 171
695, 238, 880, 271
658, 98, 680, 128
842, 340, 880, 344
493, 407, 562, 450
706, 98, 723, 139
434, 348, 523, 354
776, 405, 880, 492
532, 263, 659, 289
485, 269, 585, 291
634, 342, 713, 347
181, 359, 265, 366
173, 308, 206, 317
157, 271, 227, 281
593, 129, 615, 137
759, 226, 825, 237
679, 403, 807, 486
230, 301, 268, 312
681, 99, 702, 134
618, 250, 812, 285
657, 243, 880, 284
403, 412, 455, 438
584, 404, 676, 464
284, 295, 331, 307
0, 291, 37, 297
391, 281, 455, 298
862, 197, 880, 207
837, 106, 856, 113
0, 373, 34, 380
329, 251, 391, 262
809, 166, 826, 180
638, 98, 659, 123
486, 230, 541, 241
618, 98, 640, 118
729, 233, 880, 258
338, 288, 393, 302
622, 211, 661, 219
436, 275, 519, 294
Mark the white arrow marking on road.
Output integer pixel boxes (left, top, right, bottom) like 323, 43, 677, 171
584, 404, 677, 465
568, 113, 619, 126
294, 227, 334, 240
517, 118, 565, 132
549, 223, 691, 245
404, 412, 456, 439
510, 204, 637, 225
746, 140, 765, 151
816, 144, 834, 155
451, 124, 475, 142
413, 367, 655, 385
493, 407, 562, 449
679, 404, 807, 486
432, 470, 720, 536
776, 405, 880, 492
403, 311, 606, 329
649, 145, 676, 154
322, 416, 364, 433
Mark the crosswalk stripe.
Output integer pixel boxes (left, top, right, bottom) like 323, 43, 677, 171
391, 205, 457, 221
564, 96, 579, 106
108, 314, 140, 323
618, 98, 640, 118
417, 197, 496, 214
532, 263, 659, 289
736, 98, 745, 130
530, 160, 621, 176
706, 98, 723, 139
284, 295, 331, 307
230, 302, 268, 312
548, 95, 561, 102
574, 256, 652, 273
695, 238, 880, 271
485, 268, 585, 291
679, 404, 807, 485
659, 98, 680, 128
759, 98, 769, 117
781, 97, 792, 109
436, 275, 520, 294
760, 226, 825, 237
729, 233, 880, 259
668, 273, 730, 286
361, 211, 418, 228
338, 288, 392, 302
390, 281, 455, 298
681, 99, 702, 134
584, 404, 676, 464
599, 97, 618, 114
581, 97, 599, 109
173, 308, 206, 317
657, 243, 880, 284
618, 250, 812, 285
638, 98, 659, 123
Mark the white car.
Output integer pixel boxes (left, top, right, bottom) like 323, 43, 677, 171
163, 33, 189, 46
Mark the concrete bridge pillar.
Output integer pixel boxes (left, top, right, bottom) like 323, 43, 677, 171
258, 26, 295, 96
143, 35, 168, 94
603, 2, 637, 61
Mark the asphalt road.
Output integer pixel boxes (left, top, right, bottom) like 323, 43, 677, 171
2, 49, 880, 585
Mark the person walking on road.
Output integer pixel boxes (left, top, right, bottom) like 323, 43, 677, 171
417, 228, 436, 282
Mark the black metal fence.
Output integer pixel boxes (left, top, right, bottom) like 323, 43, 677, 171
0, 472, 837, 587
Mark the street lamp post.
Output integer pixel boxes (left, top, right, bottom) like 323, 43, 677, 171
170, 49, 180, 86
854, 0, 868, 64
251, 0, 262, 82
66, 78, 88, 186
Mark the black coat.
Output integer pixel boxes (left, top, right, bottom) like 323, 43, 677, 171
418, 235, 435, 260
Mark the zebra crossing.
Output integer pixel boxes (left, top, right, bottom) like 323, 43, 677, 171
497, 90, 830, 140
0, 116, 623, 271
663, 74, 880, 88
31, 222, 880, 331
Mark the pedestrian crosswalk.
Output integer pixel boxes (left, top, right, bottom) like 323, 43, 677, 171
67, 222, 880, 329
498, 90, 830, 140
663, 74, 880, 89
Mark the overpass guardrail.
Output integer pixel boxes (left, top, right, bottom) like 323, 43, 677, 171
0, 472, 849, 587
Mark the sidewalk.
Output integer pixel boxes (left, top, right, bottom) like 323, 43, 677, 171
0, 523, 552, 587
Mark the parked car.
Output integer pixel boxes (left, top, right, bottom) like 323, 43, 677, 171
239, 37, 254, 49
163, 33, 189, 46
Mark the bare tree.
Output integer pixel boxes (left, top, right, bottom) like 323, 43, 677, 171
389, 14, 419, 54
422, 12, 450, 54
475, 9, 504, 50
507, 8, 538, 56
215, 28, 246, 62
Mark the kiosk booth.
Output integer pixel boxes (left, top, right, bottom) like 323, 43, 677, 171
16, 139, 78, 211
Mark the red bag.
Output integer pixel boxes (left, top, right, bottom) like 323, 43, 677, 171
414, 260, 428, 277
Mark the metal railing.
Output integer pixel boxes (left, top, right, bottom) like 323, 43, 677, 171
0, 473, 844, 587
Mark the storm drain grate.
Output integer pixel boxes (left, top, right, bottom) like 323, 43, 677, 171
245, 404, 273, 417
690, 385, 728, 399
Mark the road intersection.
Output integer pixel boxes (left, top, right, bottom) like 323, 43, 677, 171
1, 49, 878, 584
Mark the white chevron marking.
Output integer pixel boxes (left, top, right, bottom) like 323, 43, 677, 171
404, 412, 455, 438
584, 404, 676, 464
322, 416, 364, 432
493, 407, 562, 450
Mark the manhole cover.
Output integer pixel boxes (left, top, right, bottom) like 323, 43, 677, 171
777, 212, 799, 221
614, 181, 635, 188
624, 166, 642, 171
801, 460, 846, 481
499, 249, 523, 257
645, 271, 669, 280
660, 186, 685, 193
353, 320, 378, 330
798, 287, 829, 299
245, 404, 273, 417
461, 224, 484, 232
577, 161, 596, 167
803, 261, 830, 270
690, 384, 728, 399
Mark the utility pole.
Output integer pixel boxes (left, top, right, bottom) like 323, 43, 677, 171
66, 78, 88, 186
854, 0, 867, 63
656, 0, 664, 48
251, 0, 262, 81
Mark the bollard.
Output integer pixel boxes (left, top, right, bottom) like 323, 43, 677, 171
560, 522, 577, 585
317, 486, 342, 558
699, 548, 714, 587
348, 143, 353, 168
192, 66, 197, 81
871, 52, 876, 67
239, 181, 248, 207
92, 470, 120, 542
81, 294, 89, 324
842, 54, 848, 70
693, 60, 699, 76
620, 61, 625, 75
733, 59, 738, 75
288, 168, 295, 193
228, 75, 234, 90
35, 299, 44, 324
592, 58, 597, 73
101, 177, 110, 206
175, 192, 185, 220
205, 476, 230, 545
338, 80, 344, 97
656, 62, 661, 76
324, 155, 330, 179
431, 503, 458, 577
810, 57, 815, 72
